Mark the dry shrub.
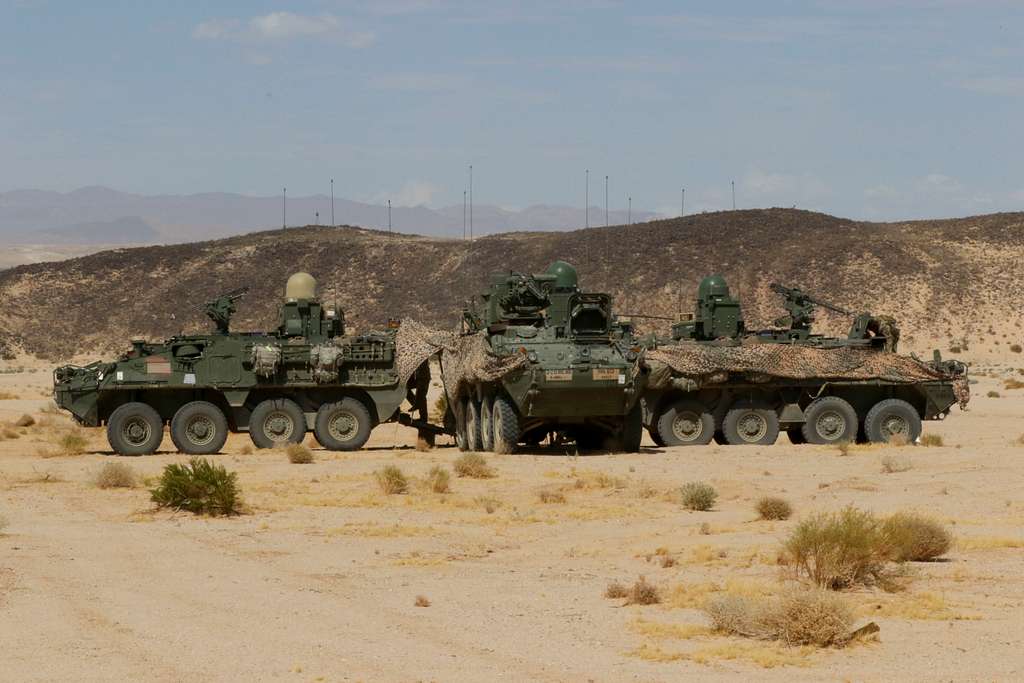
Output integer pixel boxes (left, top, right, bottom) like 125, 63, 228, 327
881, 455, 912, 473
150, 458, 242, 516
475, 495, 502, 513
680, 481, 717, 511
919, 433, 943, 447
0, 391, 18, 400
95, 462, 137, 489
605, 581, 630, 599
882, 513, 952, 561
987, 390, 1001, 398
538, 489, 566, 504
57, 429, 88, 455
625, 576, 661, 605
705, 588, 853, 647
2, 428, 19, 439
425, 465, 450, 493
783, 506, 891, 590
286, 443, 314, 464
1010, 343, 1023, 354
453, 452, 495, 478
414, 595, 431, 607
660, 555, 676, 568
14, 414, 35, 427
635, 480, 659, 499
375, 465, 408, 494
1005, 378, 1024, 390
755, 496, 793, 521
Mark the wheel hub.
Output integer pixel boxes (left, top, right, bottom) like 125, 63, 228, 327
186, 415, 216, 445
328, 411, 358, 441
673, 411, 703, 442
265, 412, 294, 441
123, 417, 150, 445
882, 415, 908, 439
737, 412, 768, 442
816, 410, 846, 440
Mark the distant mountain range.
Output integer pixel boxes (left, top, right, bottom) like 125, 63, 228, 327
0, 186, 657, 245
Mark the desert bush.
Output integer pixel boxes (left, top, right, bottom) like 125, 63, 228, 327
987, 390, 1001, 398
286, 443, 314, 464
95, 462, 137, 489
14, 414, 35, 427
425, 465, 450, 493
2, 428, 19, 439
919, 433, 943, 447
414, 595, 431, 607
1011, 343, 1023, 354
625, 576, 661, 605
538, 489, 566, 504
755, 496, 793, 521
150, 458, 242, 516
680, 481, 717, 511
55, 429, 88, 455
882, 512, 952, 561
453, 452, 495, 478
605, 581, 629, 599
881, 455, 912, 473
783, 506, 891, 589
375, 465, 409, 494
1005, 378, 1024, 390
705, 588, 853, 647
475, 495, 501, 513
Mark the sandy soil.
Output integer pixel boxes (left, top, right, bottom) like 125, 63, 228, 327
1, 367, 1022, 682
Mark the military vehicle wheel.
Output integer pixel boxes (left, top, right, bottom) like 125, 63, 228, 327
315, 398, 372, 451
480, 395, 495, 452
170, 401, 228, 455
465, 398, 483, 451
864, 398, 921, 444
723, 401, 779, 446
713, 431, 728, 445
656, 399, 715, 446
250, 398, 306, 449
107, 402, 164, 456
802, 396, 858, 445
787, 428, 806, 445
618, 403, 643, 453
491, 395, 520, 454
455, 401, 469, 451
648, 428, 666, 447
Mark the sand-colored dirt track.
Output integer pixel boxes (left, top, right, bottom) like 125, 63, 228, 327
1, 368, 1022, 682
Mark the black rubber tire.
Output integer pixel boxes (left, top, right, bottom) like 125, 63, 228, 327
479, 395, 494, 452
455, 399, 469, 451
713, 431, 728, 445
722, 401, 779, 446
249, 398, 306, 449
491, 394, 520, 454
787, 428, 807, 445
656, 399, 715, 446
170, 401, 228, 455
465, 398, 482, 451
618, 402, 643, 453
107, 402, 163, 456
802, 396, 858, 445
864, 398, 921, 444
648, 427, 666, 447
314, 398, 373, 451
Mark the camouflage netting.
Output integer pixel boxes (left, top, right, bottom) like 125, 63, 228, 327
394, 319, 456, 387
646, 343, 970, 408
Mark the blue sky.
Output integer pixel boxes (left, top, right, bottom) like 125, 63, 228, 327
2, 0, 1022, 220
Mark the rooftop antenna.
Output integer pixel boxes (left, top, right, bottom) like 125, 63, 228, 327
330, 178, 335, 227
282, 187, 287, 229
605, 174, 609, 227
731, 180, 736, 210
585, 169, 589, 229
315, 210, 319, 226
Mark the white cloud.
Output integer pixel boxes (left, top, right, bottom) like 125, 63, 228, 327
373, 180, 443, 207
192, 12, 374, 48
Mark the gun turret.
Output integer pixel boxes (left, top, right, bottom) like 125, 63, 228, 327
769, 282, 851, 332
204, 287, 249, 334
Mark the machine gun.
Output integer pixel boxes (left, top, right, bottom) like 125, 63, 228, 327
204, 287, 249, 334
769, 283, 852, 333
496, 273, 551, 322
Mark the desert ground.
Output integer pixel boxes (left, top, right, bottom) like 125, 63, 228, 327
1, 362, 1022, 682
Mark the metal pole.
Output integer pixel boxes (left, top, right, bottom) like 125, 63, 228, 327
330, 178, 335, 227
605, 175, 609, 226
681, 188, 685, 217
315, 210, 319, 226
585, 169, 589, 228
731, 180, 735, 210
628, 196, 632, 225
388, 199, 392, 234
283, 187, 286, 229
469, 164, 473, 240
463, 190, 467, 240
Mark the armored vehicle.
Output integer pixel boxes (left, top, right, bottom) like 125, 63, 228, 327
453, 261, 646, 453
642, 275, 968, 448
53, 273, 433, 455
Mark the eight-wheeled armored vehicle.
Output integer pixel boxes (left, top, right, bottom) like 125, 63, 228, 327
641, 275, 969, 448
451, 261, 646, 453
53, 273, 434, 455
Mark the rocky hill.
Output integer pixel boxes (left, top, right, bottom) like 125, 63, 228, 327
1, 208, 1022, 361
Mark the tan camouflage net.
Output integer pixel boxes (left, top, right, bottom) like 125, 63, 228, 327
646, 342, 970, 408
394, 319, 454, 386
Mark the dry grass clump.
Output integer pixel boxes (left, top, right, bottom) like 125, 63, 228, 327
375, 465, 409, 494
881, 512, 952, 561
286, 443, 314, 464
95, 462, 137, 489
783, 506, 892, 590
414, 595, 431, 607
755, 496, 793, 521
424, 465, 451, 493
626, 576, 661, 605
705, 588, 854, 647
881, 455, 912, 473
680, 481, 717, 511
150, 458, 242, 516
538, 489, 567, 504
474, 495, 502, 513
1005, 378, 1024, 390
0, 390, 18, 400
919, 433, 943, 447
59, 429, 89, 455
987, 390, 1001, 398
14, 414, 35, 427
1010, 343, 1023, 354
605, 581, 630, 599
2, 428, 19, 439
453, 452, 495, 478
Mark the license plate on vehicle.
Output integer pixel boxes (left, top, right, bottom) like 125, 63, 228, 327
592, 368, 620, 381
545, 370, 572, 382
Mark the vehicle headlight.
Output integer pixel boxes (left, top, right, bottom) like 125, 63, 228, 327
528, 351, 538, 362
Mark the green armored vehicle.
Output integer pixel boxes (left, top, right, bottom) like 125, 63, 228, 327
53, 273, 433, 455
641, 275, 968, 447
454, 261, 646, 453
